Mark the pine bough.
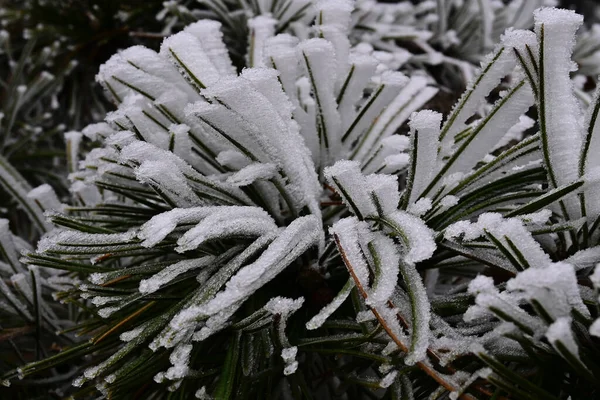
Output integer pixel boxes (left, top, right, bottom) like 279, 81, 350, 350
2, 1, 600, 399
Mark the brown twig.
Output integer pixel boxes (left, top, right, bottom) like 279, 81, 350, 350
129, 31, 168, 39
0, 325, 35, 342
324, 183, 338, 195
334, 233, 478, 400
93, 301, 155, 344
321, 201, 343, 207
101, 274, 131, 287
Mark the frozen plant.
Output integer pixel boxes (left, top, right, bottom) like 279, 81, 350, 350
0, 2, 192, 388
161, 0, 559, 86
0, 0, 204, 220
4, 1, 600, 400
6, 1, 439, 397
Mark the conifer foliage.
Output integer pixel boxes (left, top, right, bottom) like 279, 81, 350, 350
2, 1, 600, 399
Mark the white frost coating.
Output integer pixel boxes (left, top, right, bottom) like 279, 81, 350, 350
112, 93, 154, 133
444, 220, 479, 241
316, 0, 353, 31
195, 387, 209, 399
165, 343, 193, 380
439, 195, 459, 210
584, 86, 600, 219
156, 234, 277, 349
298, 39, 342, 164
37, 230, 136, 254
241, 68, 294, 124
119, 46, 196, 98
407, 198, 432, 217
449, 368, 493, 400
337, 54, 378, 131
492, 115, 535, 152
185, 99, 265, 162
135, 159, 198, 207
519, 209, 553, 225
192, 305, 236, 342
216, 150, 251, 169
199, 75, 321, 216
105, 129, 136, 149
91, 296, 115, 306
439, 35, 518, 157
398, 257, 431, 365
160, 31, 221, 89
139, 257, 214, 294
97, 52, 188, 103
202, 217, 319, 313
83, 365, 101, 380
187, 216, 320, 341
265, 296, 305, 316
406, 110, 442, 204
507, 262, 589, 319
379, 370, 398, 389
466, 275, 546, 334
469, 275, 496, 295
72, 376, 84, 387
342, 71, 409, 146
382, 342, 398, 357
354, 76, 433, 160
444, 81, 535, 177
98, 306, 121, 318
366, 233, 400, 306
284, 362, 299, 376
380, 135, 410, 154
591, 318, 600, 337
281, 346, 297, 362
294, 77, 319, 161
546, 317, 581, 360
376, 303, 410, 355
382, 154, 410, 173
445, 213, 552, 268
480, 213, 552, 268
534, 8, 584, 189
281, 346, 299, 375
69, 181, 99, 205
325, 160, 377, 218
183, 21, 236, 76
119, 325, 145, 342
330, 218, 370, 285
263, 34, 301, 100
138, 207, 214, 247
176, 207, 277, 253
248, 15, 277, 68
591, 264, 600, 289
81, 122, 114, 141
306, 278, 354, 330
169, 124, 192, 162
120, 141, 251, 205
366, 173, 399, 216
226, 163, 277, 186
314, 21, 349, 94
356, 310, 376, 323
27, 184, 62, 212
385, 210, 436, 265
123, 99, 170, 147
